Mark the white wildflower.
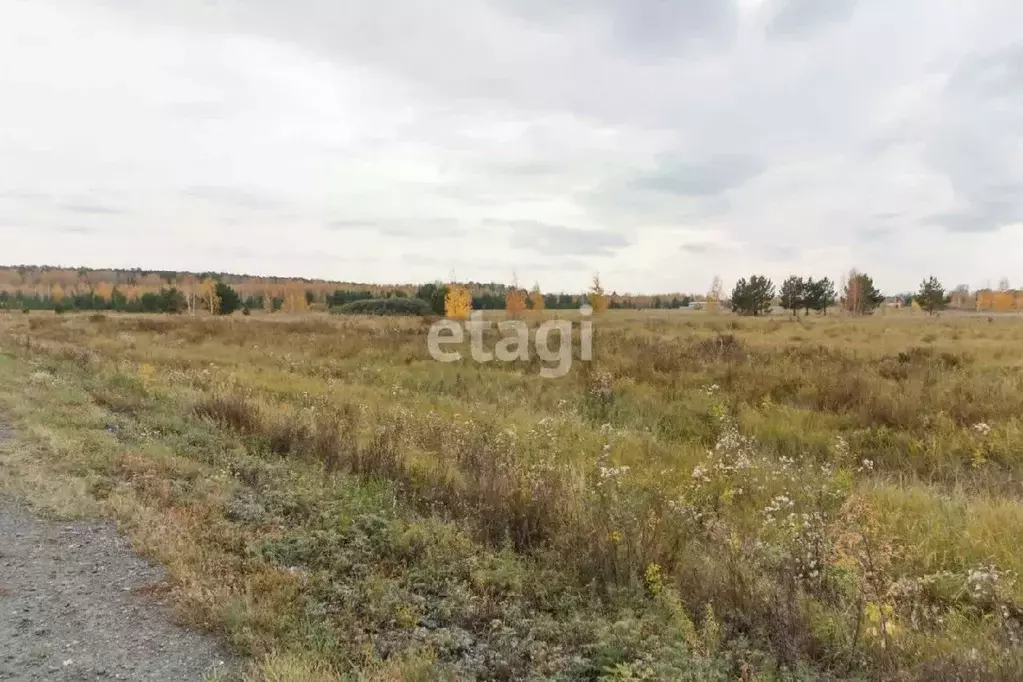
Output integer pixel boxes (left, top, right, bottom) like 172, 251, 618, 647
598, 465, 630, 479
691, 465, 710, 483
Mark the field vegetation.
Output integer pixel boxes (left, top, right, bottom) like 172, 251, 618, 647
1, 309, 1022, 680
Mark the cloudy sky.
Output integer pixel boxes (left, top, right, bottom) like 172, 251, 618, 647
2, 0, 1022, 294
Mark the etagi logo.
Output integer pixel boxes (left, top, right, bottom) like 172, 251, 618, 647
427, 306, 593, 379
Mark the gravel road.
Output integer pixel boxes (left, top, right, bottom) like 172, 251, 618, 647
0, 497, 236, 681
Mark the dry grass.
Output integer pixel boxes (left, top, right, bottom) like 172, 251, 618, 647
1, 309, 1022, 680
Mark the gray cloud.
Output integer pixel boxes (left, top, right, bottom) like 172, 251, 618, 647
856, 213, 902, 241
59, 202, 124, 215
328, 218, 466, 239
767, 0, 859, 39
927, 42, 1023, 233
1, 191, 126, 217
53, 225, 98, 235
930, 194, 1023, 234
858, 225, 893, 241
630, 155, 766, 197
945, 42, 1023, 100
84, 0, 731, 129
494, 0, 738, 55
578, 155, 759, 230
486, 219, 631, 256
403, 250, 591, 281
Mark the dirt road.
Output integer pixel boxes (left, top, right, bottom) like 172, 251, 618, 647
0, 498, 234, 680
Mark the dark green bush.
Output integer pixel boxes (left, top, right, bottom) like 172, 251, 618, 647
215, 282, 242, 315
333, 297, 432, 317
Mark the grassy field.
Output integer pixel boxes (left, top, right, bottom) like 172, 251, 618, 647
1, 309, 1022, 680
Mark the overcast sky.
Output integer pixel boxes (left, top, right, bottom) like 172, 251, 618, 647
2, 0, 1022, 294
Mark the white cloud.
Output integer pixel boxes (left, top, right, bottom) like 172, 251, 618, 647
2, 0, 1023, 294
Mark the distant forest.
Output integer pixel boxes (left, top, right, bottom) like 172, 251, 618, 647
0, 265, 694, 314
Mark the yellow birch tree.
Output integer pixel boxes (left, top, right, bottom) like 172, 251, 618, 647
201, 279, 219, 315
284, 284, 308, 314
588, 274, 609, 314
445, 284, 472, 320
506, 287, 527, 318
706, 276, 722, 313
294, 289, 310, 313
95, 281, 114, 305
177, 275, 196, 315
529, 283, 545, 313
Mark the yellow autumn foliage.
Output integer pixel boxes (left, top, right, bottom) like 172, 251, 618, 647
529, 284, 545, 313
506, 288, 527, 318
976, 290, 1022, 312
95, 282, 114, 302
201, 279, 219, 315
285, 284, 308, 314
706, 276, 722, 314
445, 284, 472, 320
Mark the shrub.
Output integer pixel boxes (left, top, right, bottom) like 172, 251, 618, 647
333, 297, 432, 317
215, 282, 242, 315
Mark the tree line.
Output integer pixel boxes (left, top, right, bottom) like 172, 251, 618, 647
0, 264, 963, 319
0, 266, 699, 312
729, 271, 951, 317
1, 282, 244, 316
